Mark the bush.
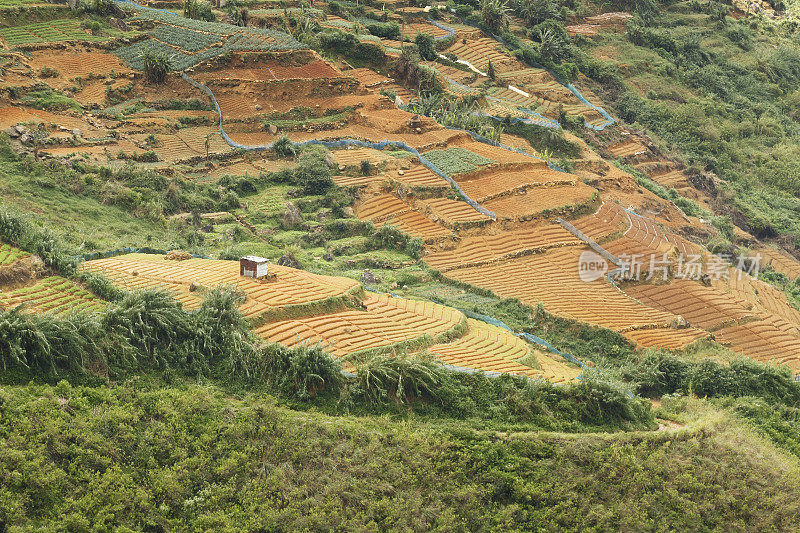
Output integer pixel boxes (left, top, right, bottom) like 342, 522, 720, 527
363, 21, 399, 39
625, 350, 800, 406
415, 32, 437, 61
184, 0, 216, 21
294, 151, 333, 194
272, 135, 297, 158
141, 48, 171, 84
264, 343, 342, 400
354, 355, 454, 406
102, 290, 193, 370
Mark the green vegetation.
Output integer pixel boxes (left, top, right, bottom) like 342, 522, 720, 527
0, 18, 111, 46
3, 1, 800, 528
21, 86, 81, 112
582, 6, 800, 243
422, 146, 494, 174
1, 380, 799, 530
141, 48, 171, 84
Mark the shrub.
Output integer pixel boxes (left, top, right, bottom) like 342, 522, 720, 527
264, 342, 342, 400
102, 289, 193, 369
566, 375, 651, 426
294, 151, 333, 194
193, 286, 259, 376
184, 0, 216, 21
363, 21, 400, 39
355, 355, 453, 406
415, 32, 437, 61
141, 48, 171, 84
272, 135, 297, 158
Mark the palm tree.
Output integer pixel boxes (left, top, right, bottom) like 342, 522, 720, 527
518, 0, 558, 25
537, 27, 564, 61
480, 0, 510, 33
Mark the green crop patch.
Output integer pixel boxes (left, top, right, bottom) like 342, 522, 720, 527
114, 9, 306, 72
422, 147, 493, 175
0, 243, 27, 267
0, 19, 112, 46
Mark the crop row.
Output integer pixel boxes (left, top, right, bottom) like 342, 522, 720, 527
0, 243, 27, 267
1, 19, 107, 47
0, 276, 105, 315
422, 147, 493, 175
424, 224, 580, 271
256, 294, 463, 358
483, 183, 597, 221
446, 249, 678, 332
115, 11, 305, 71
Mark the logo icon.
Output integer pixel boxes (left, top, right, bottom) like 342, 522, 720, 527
578, 251, 608, 282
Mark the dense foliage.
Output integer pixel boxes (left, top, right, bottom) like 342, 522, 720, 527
0, 381, 798, 530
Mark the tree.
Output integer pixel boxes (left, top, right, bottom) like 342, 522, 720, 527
415, 32, 437, 61
480, 0, 510, 33
31, 124, 49, 160
487, 59, 496, 80
537, 27, 566, 61
518, 0, 558, 25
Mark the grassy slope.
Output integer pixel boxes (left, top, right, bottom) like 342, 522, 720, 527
583, 4, 800, 243
0, 145, 173, 251
0, 380, 798, 531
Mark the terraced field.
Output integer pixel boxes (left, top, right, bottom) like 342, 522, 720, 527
573, 201, 698, 261
716, 269, 800, 326
356, 194, 451, 241
756, 246, 800, 279
421, 197, 492, 227
445, 248, 683, 334
332, 147, 394, 167
623, 280, 754, 330
623, 278, 800, 368
391, 165, 448, 189
82, 254, 360, 318
256, 293, 464, 358
455, 167, 577, 203
424, 318, 580, 382
115, 10, 306, 71
482, 183, 598, 221
424, 224, 580, 271
211, 60, 341, 81
421, 147, 494, 175
608, 140, 649, 158
444, 37, 517, 72
0, 19, 109, 47
0, 276, 105, 315
0, 243, 27, 266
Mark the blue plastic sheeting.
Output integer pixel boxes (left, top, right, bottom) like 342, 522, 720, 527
182, 72, 497, 219
426, 18, 456, 40
483, 95, 561, 129
564, 82, 615, 131
460, 309, 586, 369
